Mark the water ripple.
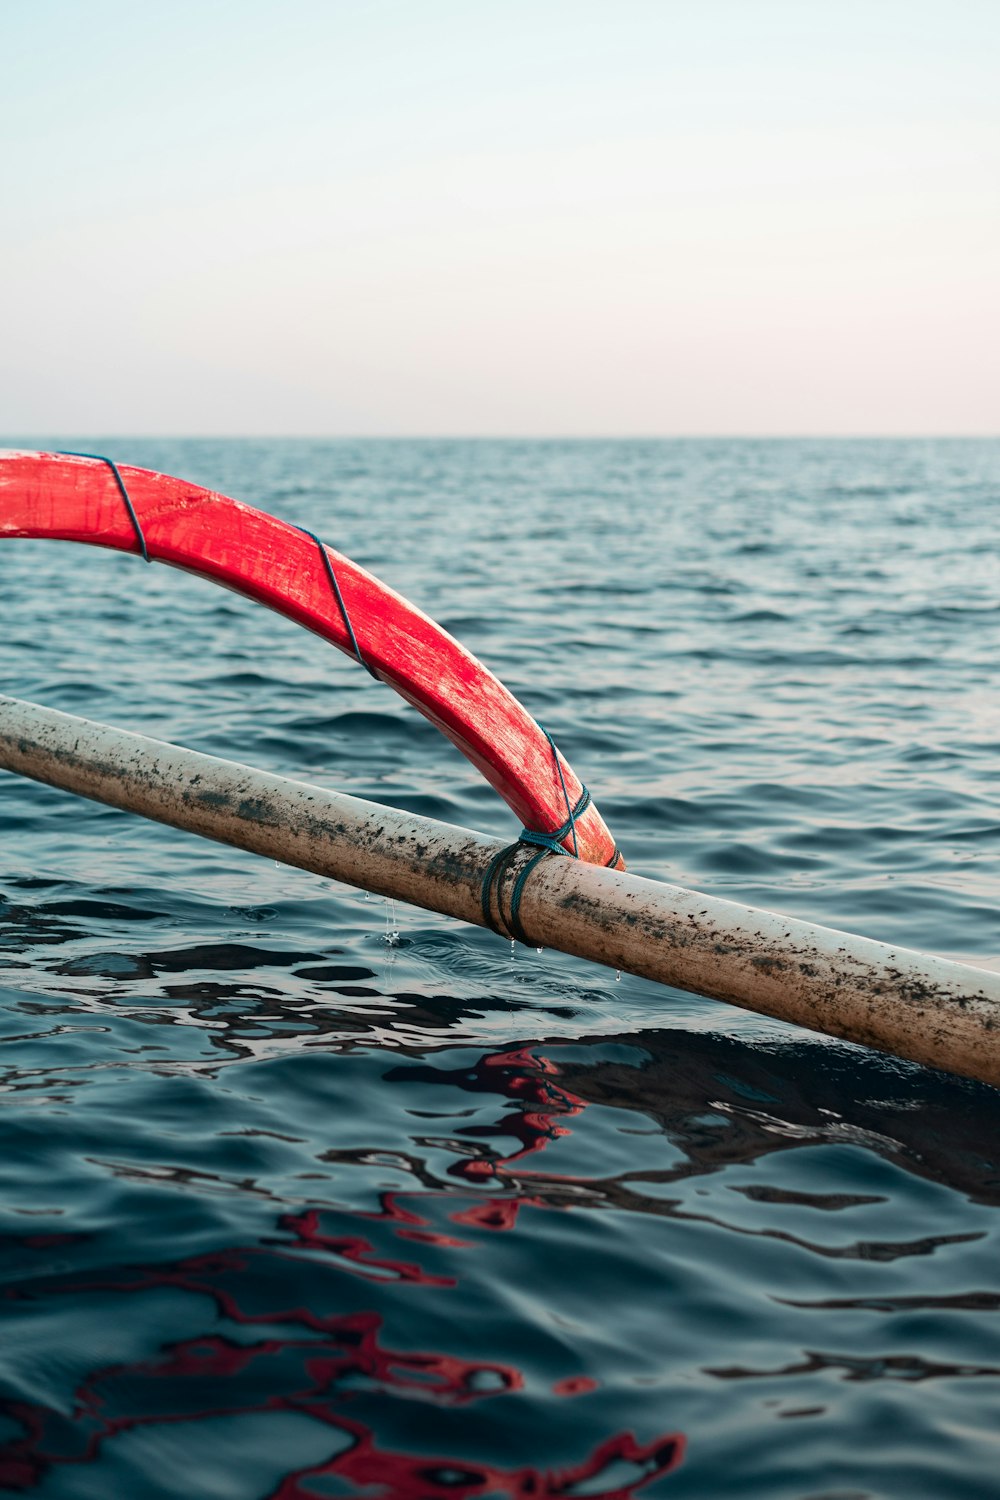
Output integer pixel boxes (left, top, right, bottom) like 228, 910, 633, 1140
1, 438, 999, 1496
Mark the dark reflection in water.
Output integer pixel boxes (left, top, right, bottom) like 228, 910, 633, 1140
3, 439, 1000, 1497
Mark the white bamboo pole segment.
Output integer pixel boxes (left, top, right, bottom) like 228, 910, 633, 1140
1, 693, 999, 1088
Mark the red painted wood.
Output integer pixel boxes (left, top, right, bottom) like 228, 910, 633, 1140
0, 451, 623, 869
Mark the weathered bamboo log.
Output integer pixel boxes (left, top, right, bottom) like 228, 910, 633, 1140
1, 694, 998, 1087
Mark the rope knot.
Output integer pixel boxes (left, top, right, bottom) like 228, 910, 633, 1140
481, 730, 598, 946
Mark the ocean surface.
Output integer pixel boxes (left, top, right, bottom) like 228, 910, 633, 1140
1, 437, 999, 1499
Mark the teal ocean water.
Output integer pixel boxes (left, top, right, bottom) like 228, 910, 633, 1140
1, 438, 999, 1498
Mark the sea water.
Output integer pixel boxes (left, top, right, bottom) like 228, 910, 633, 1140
0, 438, 998, 1498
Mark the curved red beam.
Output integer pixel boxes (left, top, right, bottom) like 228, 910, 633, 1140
0, 450, 623, 869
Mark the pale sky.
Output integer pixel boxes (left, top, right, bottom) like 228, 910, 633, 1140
3, 0, 998, 435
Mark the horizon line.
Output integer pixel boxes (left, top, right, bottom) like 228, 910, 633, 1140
3, 432, 999, 444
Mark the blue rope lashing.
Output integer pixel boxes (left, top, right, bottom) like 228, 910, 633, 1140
545, 727, 581, 856
297, 526, 380, 680
58, 451, 150, 563
507, 844, 565, 944
518, 785, 591, 857
481, 730, 594, 944
480, 841, 526, 937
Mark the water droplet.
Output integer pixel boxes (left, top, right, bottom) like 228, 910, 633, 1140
510, 939, 516, 960
615, 970, 622, 983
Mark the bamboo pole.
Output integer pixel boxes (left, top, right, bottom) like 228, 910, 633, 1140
1, 694, 998, 1087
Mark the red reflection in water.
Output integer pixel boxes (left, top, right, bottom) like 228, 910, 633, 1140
452, 1196, 529, 1231
553, 1376, 600, 1398
0, 1046, 685, 1494
0, 1229, 684, 1497
285, 1206, 457, 1283
449, 1046, 590, 1181
274, 1422, 684, 1498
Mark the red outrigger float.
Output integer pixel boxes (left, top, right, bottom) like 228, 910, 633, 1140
0, 450, 623, 871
